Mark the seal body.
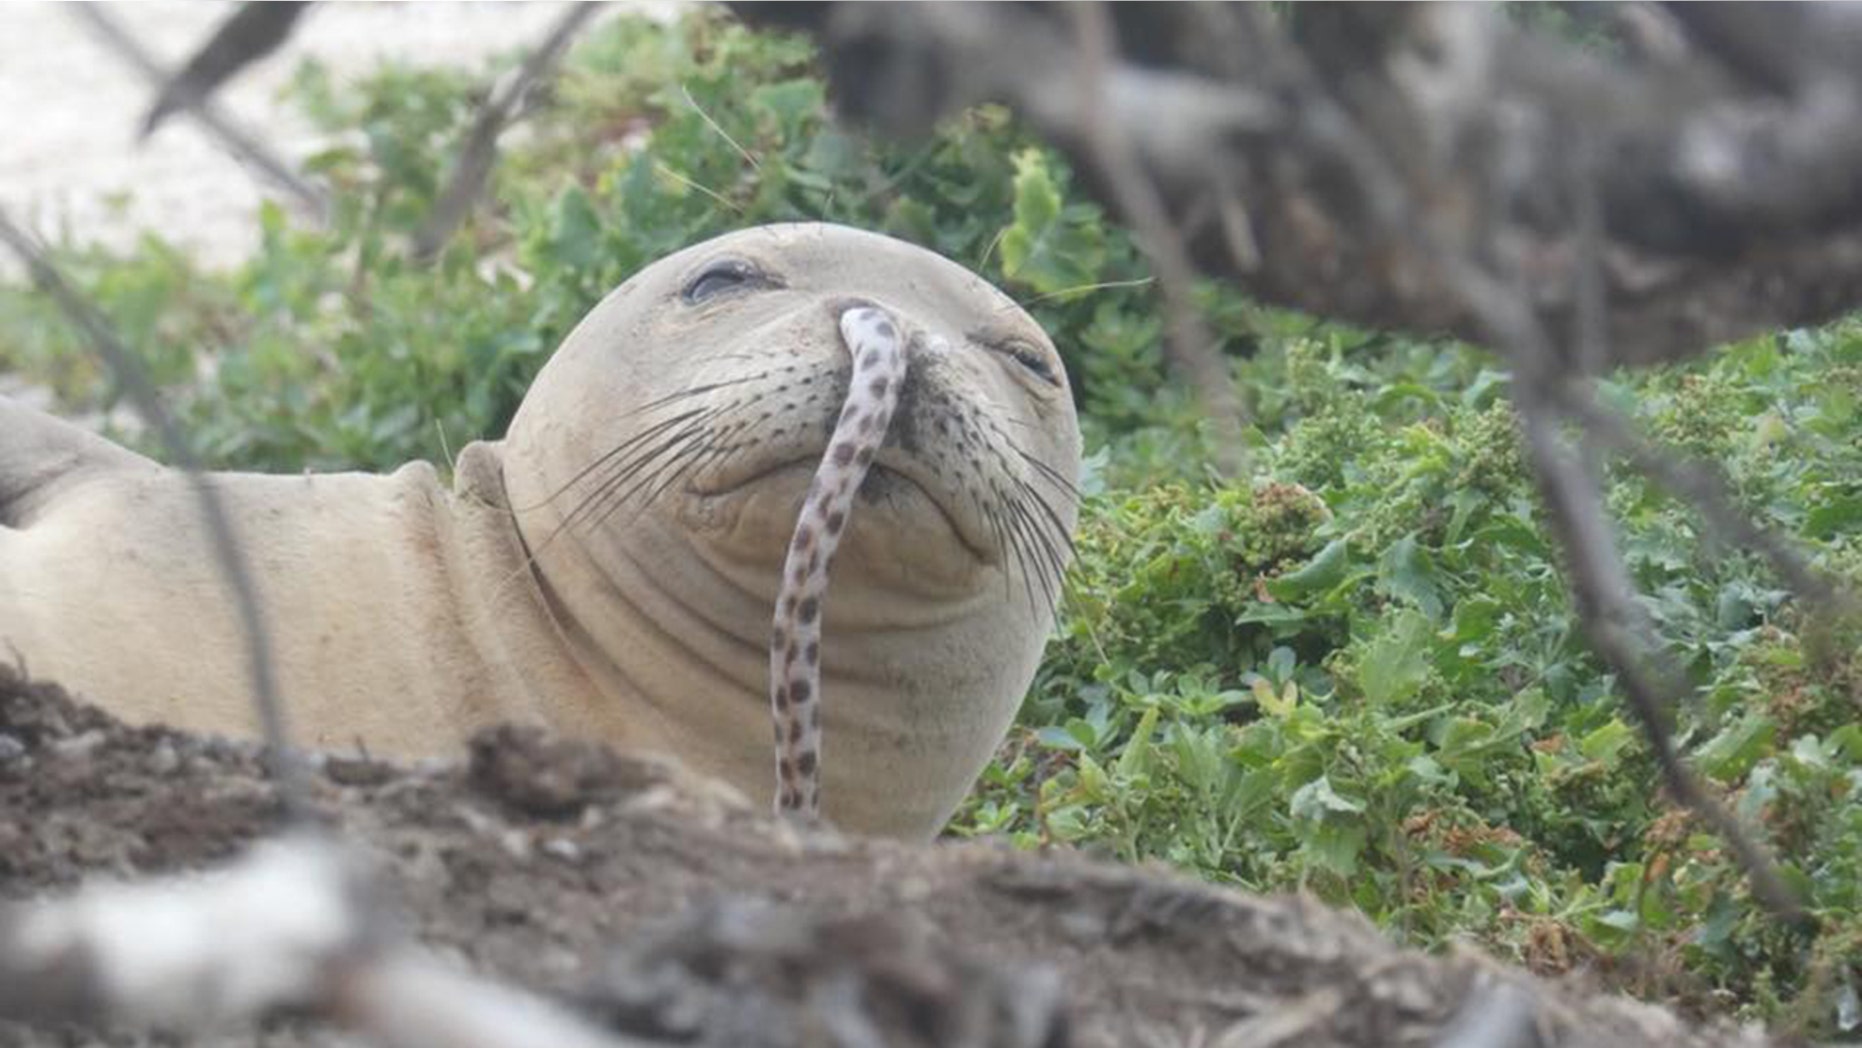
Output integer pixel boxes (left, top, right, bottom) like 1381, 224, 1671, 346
0, 409, 593, 756
0, 223, 1082, 838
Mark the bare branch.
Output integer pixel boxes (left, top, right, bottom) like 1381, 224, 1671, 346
1068, 3, 1248, 477
736, 2, 1862, 369
411, 3, 604, 261
0, 209, 312, 817
1242, 8, 1812, 923
68, 5, 329, 223
139, 1, 314, 138
1514, 386, 1807, 923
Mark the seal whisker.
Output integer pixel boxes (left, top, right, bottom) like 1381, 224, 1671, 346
540, 414, 720, 549
523, 375, 782, 515
572, 423, 718, 533
1026, 489, 1076, 594
1008, 439, 1083, 500
979, 439, 1078, 579
623, 373, 772, 418
1008, 471, 1079, 560
488, 417, 723, 605
979, 498, 1016, 603
1009, 495, 1062, 613
621, 386, 813, 512
995, 492, 1045, 614
1003, 480, 1070, 614
513, 406, 713, 513
632, 431, 730, 513
569, 378, 797, 530
657, 431, 750, 503
985, 420, 1081, 499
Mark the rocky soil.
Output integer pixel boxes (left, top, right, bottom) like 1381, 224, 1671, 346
0, 668, 1776, 1048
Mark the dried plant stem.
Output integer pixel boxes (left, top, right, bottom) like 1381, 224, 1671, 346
70, 5, 329, 222
0, 209, 311, 818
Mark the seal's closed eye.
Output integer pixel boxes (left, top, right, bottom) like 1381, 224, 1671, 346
990, 337, 1062, 386
682, 257, 777, 304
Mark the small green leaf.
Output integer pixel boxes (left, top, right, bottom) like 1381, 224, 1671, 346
1447, 596, 1502, 647
1267, 646, 1297, 682
1266, 538, 1350, 601
997, 149, 1105, 296
1116, 706, 1160, 779
1695, 714, 1776, 781
1805, 492, 1862, 539
1253, 676, 1296, 718
1304, 820, 1368, 877
1378, 533, 1444, 620
1290, 775, 1365, 819
1579, 719, 1637, 763
1436, 718, 1499, 784
1359, 610, 1434, 707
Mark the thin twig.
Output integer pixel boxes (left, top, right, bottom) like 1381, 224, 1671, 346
1552, 379, 1851, 613
1254, 15, 1809, 922
1419, 238, 1808, 924
69, 5, 329, 223
682, 83, 762, 170
1068, 2, 1249, 479
0, 209, 312, 819
1022, 275, 1156, 306
1515, 387, 1806, 922
139, 1, 314, 138
411, 3, 603, 260
653, 161, 744, 213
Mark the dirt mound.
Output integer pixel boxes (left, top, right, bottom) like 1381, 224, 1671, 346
0, 668, 1771, 1047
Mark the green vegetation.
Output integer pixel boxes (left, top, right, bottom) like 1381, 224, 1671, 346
3, 10, 1859, 1034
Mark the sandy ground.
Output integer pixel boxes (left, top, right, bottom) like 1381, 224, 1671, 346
0, 1, 684, 411
0, 1, 678, 270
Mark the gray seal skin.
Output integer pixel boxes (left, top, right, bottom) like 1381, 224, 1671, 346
0, 223, 1082, 838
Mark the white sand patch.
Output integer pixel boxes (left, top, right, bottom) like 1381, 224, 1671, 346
0, 1, 682, 271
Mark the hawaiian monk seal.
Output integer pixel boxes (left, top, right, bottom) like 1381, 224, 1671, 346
0, 223, 1082, 838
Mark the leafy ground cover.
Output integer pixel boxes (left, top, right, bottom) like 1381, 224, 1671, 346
2, 9, 1859, 1036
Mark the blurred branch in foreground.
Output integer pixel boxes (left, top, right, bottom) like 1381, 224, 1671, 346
735, 0, 1862, 921
735, 2, 1862, 371
139, 1, 314, 139
413, 3, 606, 261
69, 4, 330, 222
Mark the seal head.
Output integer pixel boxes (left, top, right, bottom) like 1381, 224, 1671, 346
503, 223, 1082, 836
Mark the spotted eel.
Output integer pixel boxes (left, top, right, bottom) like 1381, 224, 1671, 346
768, 305, 907, 820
